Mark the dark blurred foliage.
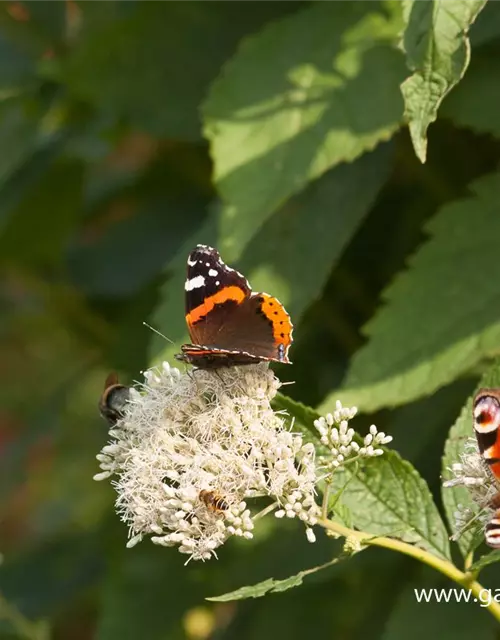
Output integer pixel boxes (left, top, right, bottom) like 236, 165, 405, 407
1, 1, 500, 639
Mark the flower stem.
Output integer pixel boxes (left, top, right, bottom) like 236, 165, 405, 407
318, 518, 500, 623
253, 502, 278, 520
321, 482, 331, 519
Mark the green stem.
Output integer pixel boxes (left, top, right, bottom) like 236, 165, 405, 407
464, 551, 475, 573
321, 482, 331, 519
253, 502, 278, 520
318, 518, 500, 623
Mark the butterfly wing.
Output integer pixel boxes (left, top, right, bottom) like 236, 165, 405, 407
474, 389, 500, 480
185, 245, 251, 346
183, 245, 293, 363
206, 293, 292, 362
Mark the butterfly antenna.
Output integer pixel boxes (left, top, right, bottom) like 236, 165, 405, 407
142, 321, 174, 345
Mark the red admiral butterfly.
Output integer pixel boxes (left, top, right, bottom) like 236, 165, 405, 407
473, 388, 500, 548
175, 245, 293, 369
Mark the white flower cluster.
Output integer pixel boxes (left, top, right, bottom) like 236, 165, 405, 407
443, 438, 499, 538
313, 402, 392, 475
95, 362, 320, 561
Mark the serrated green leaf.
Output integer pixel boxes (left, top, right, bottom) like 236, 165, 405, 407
207, 556, 340, 602
204, 2, 405, 260
152, 144, 393, 365
272, 393, 320, 433
329, 482, 355, 529
401, 0, 486, 163
61, 2, 300, 141
331, 502, 354, 529
333, 450, 451, 560
442, 46, 500, 137
442, 360, 500, 559
329, 171, 500, 412
469, 549, 500, 573
272, 393, 329, 457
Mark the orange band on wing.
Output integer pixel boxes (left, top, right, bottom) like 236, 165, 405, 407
187, 286, 246, 326
260, 293, 293, 347
485, 438, 500, 481
491, 462, 500, 481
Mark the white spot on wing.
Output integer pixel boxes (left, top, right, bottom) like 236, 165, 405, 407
474, 397, 500, 433
185, 275, 205, 291
208, 269, 218, 277
187, 258, 197, 267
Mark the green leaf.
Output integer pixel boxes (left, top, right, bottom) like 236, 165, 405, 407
442, 360, 500, 559
469, 549, 500, 573
333, 450, 451, 560
237, 143, 394, 319
441, 396, 479, 558
272, 393, 328, 456
207, 557, 340, 602
389, 378, 475, 468
61, 2, 300, 141
152, 144, 392, 364
331, 502, 354, 529
330, 171, 500, 412
401, 0, 486, 163
441, 46, 500, 137
272, 393, 320, 433
204, 1, 406, 260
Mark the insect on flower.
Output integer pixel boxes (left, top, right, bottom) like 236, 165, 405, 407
473, 388, 500, 548
199, 489, 229, 514
176, 245, 293, 368
98, 373, 130, 427
444, 388, 500, 548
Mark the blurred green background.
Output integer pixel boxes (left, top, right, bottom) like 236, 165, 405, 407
2, 1, 500, 638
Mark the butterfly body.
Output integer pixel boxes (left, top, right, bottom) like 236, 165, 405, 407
175, 245, 293, 369
473, 388, 500, 547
